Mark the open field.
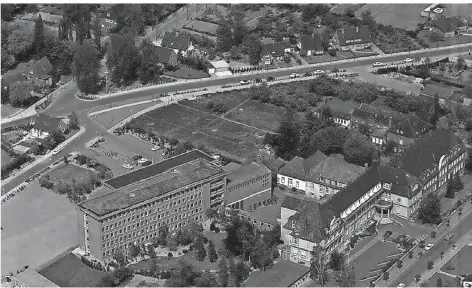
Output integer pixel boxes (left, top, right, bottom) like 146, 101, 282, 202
442, 4, 472, 22
47, 163, 97, 186
38, 253, 106, 287
441, 245, 472, 276
179, 90, 251, 115
1, 148, 13, 168
331, 4, 365, 15
1, 180, 77, 274
224, 99, 285, 132
186, 19, 219, 35
244, 260, 309, 287
352, 241, 401, 285
355, 4, 428, 31
90, 102, 157, 130
129, 231, 225, 272
164, 66, 210, 79
1, 104, 23, 119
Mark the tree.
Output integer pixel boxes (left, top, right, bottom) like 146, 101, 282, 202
216, 21, 233, 52
427, 260, 433, 271
114, 4, 144, 35
92, 16, 102, 50
7, 28, 34, 60
72, 40, 100, 94
218, 258, 229, 287
452, 173, 464, 191
107, 34, 141, 85
195, 236, 207, 262
33, 14, 45, 57
429, 31, 443, 43
431, 231, 436, 240
408, 250, 413, 260
129, 243, 141, 259
338, 264, 356, 287
208, 240, 218, 263
9, 82, 33, 107
436, 277, 443, 287
138, 39, 163, 84
383, 271, 390, 282
417, 193, 442, 225
415, 274, 421, 283
342, 130, 376, 166
440, 251, 444, 259
68, 112, 80, 130
384, 139, 397, 155
195, 271, 218, 287
358, 122, 371, 136
310, 246, 328, 286
430, 94, 441, 126
329, 251, 345, 271
234, 260, 249, 286
113, 249, 126, 267
396, 260, 403, 271
276, 108, 300, 160
455, 56, 466, 71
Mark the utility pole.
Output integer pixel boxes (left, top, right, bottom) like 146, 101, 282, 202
187, 5, 189, 20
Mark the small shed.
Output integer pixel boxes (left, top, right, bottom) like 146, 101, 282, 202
208, 60, 231, 76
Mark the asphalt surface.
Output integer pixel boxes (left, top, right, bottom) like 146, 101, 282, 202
388, 208, 472, 287
2, 45, 471, 195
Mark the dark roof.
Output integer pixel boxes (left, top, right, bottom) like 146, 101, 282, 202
352, 103, 403, 127
316, 98, 359, 120
261, 42, 291, 58
335, 26, 371, 46
161, 31, 190, 51
226, 162, 271, 204
299, 34, 323, 51
432, 17, 460, 33
151, 46, 176, 65
33, 114, 63, 134
81, 158, 224, 216
278, 151, 328, 182
388, 114, 433, 139
282, 195, 334, 243
105, 150, 214, 189
390, 128, 466, 182
445, 16, 467, 28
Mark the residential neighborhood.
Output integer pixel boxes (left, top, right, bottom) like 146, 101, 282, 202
1, 3, 472, 288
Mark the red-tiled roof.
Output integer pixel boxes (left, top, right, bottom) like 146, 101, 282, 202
335, 26, 371, 46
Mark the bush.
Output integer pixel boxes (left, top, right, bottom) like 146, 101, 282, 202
376, 66, 398, 74
214, 227, 220, 233
1, 154, 33, 179
168, 252, 173, 258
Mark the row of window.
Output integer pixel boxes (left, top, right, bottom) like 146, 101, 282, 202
227, 173, 270, 193
101, 186, 203, 223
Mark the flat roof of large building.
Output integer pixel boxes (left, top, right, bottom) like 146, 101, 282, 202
105, 150, 214, 189
81, 150, 223, 217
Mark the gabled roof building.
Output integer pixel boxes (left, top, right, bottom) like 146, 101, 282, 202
332, 26, 372, 51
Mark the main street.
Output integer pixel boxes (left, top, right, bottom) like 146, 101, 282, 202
2, 44, 471, 195
388, 207, 472, 287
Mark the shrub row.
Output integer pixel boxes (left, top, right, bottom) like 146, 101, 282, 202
174, 88, 208, 96
81, 256, 106, 271
1, 154, 33, 180
230, 66, 264, 74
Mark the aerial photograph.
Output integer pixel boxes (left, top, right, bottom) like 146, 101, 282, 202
1, 2, 472, 287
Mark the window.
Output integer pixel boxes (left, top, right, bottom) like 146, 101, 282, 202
296, 181, 299, 188
281, 177, 285, 184
288, 178, 293, 186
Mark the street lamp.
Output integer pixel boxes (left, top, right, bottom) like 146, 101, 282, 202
105, 71, 109, 94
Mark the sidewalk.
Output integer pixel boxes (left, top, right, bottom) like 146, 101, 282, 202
0, 126, 86, 194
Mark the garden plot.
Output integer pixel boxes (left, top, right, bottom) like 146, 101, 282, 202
185, 20, 219, 35
355, 4, 428, 31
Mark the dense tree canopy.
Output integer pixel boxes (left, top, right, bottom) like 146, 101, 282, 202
72, 40, 100, 94
417, 193, 441, 225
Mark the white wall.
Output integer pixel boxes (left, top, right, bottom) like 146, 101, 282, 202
277, 174, 307, 191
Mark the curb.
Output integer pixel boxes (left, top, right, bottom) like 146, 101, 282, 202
0, 126, 86, 191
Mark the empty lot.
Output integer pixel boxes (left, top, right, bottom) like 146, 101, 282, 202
355, 4, 429, 31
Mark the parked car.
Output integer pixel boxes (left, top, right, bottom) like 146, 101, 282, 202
445, 234, 454, 241
151, 145, 160, 151
255, 78, 262, 83
211, 154, 221, 160
373, 62, 386, 67
314, 69, 325, 75
289, 73, 299, 78
404, 58, 413, 63
131, 155, 142, 161
137, 158, 149, 165
52, 149, 61, 155
304, 72, 312, 77
424, 243, 434, 251
240, 80, 250, 85
122, 164, 134, 170
267, 76, 274, 82
98, 137, 105, 142
397, 283, 406, 288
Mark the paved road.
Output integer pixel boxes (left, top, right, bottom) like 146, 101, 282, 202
388, 207, 472, 287
2, 45, 471, 195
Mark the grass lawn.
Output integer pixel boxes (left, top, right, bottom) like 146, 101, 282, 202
441, 245, 472, 276
1, 104, 23, 119
186, 20, 219, 35
1, 180, 78, 274
47, 163, 97, 186
426, 272, 459, 287
91, 101, 157, 130
277, 61, 293, 68
224, 99, 285, 132
352, 241, 400, 285
164, 66, 210, 79
38, 253, 106, 287
179, 90, 251, 115
417, 30, 472, 49
244, 260, 309, 287
1, 148, 13, 168
355, 4, 428, 31
304, 54, 342, 64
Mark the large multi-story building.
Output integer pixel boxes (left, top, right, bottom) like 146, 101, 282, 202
77, 150, 226, 261
277, 151, 366, 200
280, 128, 467, 265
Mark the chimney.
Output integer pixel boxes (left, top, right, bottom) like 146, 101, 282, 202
356, 27, 359, 33
389, 117, 393, 128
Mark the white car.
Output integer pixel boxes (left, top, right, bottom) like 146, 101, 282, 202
151, 146, 160, 151
397, 283, 406, 288
240, 80, 250, 85
52, 149, 61, 155
137, 158, 148, 164
211, 154, 221, 160
289, 73, 299, 78
314, 69, 325, 74
373, 62, 385, 67
404, 58, 413, 63
424, 243, 434, 251
122, 164, 134, 170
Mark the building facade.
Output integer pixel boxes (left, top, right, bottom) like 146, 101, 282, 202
332, 26, 372, 51
77, 150, 226, 261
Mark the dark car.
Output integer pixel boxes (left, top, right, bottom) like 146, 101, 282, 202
255, 78, 262, 83
267, 76, 275, 82
445, 234, 454, 241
